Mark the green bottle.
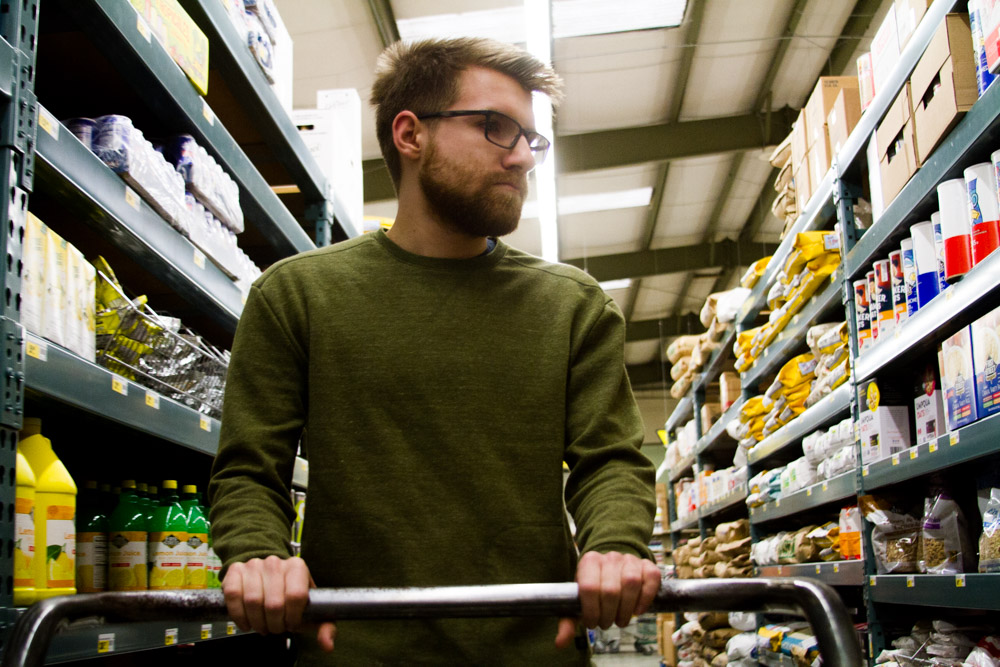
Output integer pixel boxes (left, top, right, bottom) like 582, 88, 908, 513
148, 481, 188, 590
77, 481, 108, 593
108, 480, 147, 591
180, 485, 209, 589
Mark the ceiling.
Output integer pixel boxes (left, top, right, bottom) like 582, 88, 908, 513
271, 0, 893, 433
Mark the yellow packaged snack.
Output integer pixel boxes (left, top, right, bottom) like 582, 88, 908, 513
741, 256, 771, 289
777, 353, 817, 387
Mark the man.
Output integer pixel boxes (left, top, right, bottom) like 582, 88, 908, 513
209, 37, 659, 665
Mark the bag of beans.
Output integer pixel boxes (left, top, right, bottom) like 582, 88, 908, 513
860, 495, 921, 574
920, 492, 972, 574
979, 488, 1000, 573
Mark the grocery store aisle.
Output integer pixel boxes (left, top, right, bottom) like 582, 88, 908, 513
592, 648, 663, 665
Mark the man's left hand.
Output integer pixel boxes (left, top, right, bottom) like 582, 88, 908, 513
554, 550, 661, 649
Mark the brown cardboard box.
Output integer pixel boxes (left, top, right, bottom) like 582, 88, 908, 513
793, 158, 813, 215
804, 76, 859, 151
872, 5, 901, 95
656, 483, 668, 522
911, 14, 977, 164
720, 371, 742, 409
809, 133, 832, 190
857, 52, 876, 111
700, 403, 722, 432
876, 83, 918, 206
895, 0, 932, 49
790, 109, 808, 173
658, 614, 676, 665
827, 87, 864, 158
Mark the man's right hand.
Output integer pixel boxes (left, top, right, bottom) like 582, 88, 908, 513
222, 555, 336, 652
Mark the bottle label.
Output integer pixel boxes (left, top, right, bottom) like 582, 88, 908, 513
109, 531, 148, 591
46, 505, 76, 588
78, 532, 108, 592
14, 496, 34, 587
186, 533, 209, 589
149, 531, 188, 589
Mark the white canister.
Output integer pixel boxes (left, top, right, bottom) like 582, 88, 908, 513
937, 178, 973, 281
965, 161, 1000, 264
910, 220, 940, 307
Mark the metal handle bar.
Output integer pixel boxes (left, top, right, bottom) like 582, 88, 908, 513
2, 577, 863, 667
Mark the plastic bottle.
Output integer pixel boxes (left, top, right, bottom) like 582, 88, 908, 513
18, 418, 77, 598
180, 485, 208, 590
76, 481, 108, 593
108, 480, 148, 591
148, 480, 188, 590
14, 450, 36, 606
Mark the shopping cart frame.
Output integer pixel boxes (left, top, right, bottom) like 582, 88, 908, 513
2, 577, 864, 667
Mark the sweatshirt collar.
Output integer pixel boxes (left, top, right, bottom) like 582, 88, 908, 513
373, 228, 507, 270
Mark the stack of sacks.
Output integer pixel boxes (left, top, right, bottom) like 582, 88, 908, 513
668, 334, 701, 398
712, 519, 753, 578
732, 396, 768, 455
751, 523, 842, 567
755, 352, 817, 443
733, 325, 764, 373
672, 612, 744, 667
805, 322, 851, 406
746, 467, 784, 508
875, 621, 1000, 666
703, 467, 749, 507
779, 456, 818, 497
768, 136, 798, 236
674, 478, 697, 524
802, 416, 856, 481
757, 623, 819, 666
725, 612, 761, 667
740, 256, 772, 290
700, 288, 752, 340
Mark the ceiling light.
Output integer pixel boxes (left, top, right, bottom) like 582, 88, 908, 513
397, 7, 523, 43
599, 278, 633, 291
524, 0, 559, 263
520, 186, 653, 219
553, 0, 686, 38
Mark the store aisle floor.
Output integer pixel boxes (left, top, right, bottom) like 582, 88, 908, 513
592, 647, 663, 665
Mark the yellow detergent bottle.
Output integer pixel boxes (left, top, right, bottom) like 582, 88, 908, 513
14, 450, 36, 605
148, 480, 188, 590
18, 418, 77, 598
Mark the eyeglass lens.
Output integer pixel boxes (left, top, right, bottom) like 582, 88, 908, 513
487, 113, 547, 153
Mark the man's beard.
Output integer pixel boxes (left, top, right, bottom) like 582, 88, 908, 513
419, 141, 527, 238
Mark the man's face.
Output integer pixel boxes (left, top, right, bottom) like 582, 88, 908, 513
418, 67, 537, 238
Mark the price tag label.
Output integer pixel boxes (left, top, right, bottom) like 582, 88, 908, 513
946, 288, 955, 300
136, 15, 152, 41
869, 576, 877, 587
26, 339, 47, 361
807, 487, 813, 497
906, 575, 915, 588
891, 453, 900, 466
98, 633, 115, 653
833, 563, 840, 573
815, 564, 821, 574
956, 574, 966, 588
125, 186, 141, 210
37, 106, 59, 139
200, 416, 211, 432
822, 481, 829, 492
929, 442, 938, 453
950, 432, 960, 446
862, 465, 870, 477
227, 622, 236, 636
202, 99, 215, 125
775, 498, 781, 508
165, 628, 178, 646
193, 248, 206, 269
145, 391, 160, 409
111, 375, 128, 396
894, 328, 900, 339
910, 448, 918, 460
749, 506, 755, 516
201, 624, 212, 640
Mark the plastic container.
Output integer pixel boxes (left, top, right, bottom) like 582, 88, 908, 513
108, 480, 148, 591
938, 178, 974, 281
966, 161, 1000, 265
76, 480, 108, 593
911, 221, 940, 307
888, 250, 908, 325
14, 450, 36, 606
853, 279, 872, 351
900, 238, 919, 317
867, 271, 879, 344
18, 419, 77, 599
180, 485, 208, 590
148, 480, 188, 590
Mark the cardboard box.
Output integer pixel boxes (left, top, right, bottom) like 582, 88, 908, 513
910, 14, 977, 165
872, 4, 902, 97
129, 0, 209, 95
866, 131, 885, 222
914, 361, 945, 446
940, 326, 979, 431
720, 372, 741, 409
875, 83, 918, 206
896, 0, 932, 49
22, 212, 46, 336
858, 378, 912, 464
857, 52, 876, 111
700, 403, 721, 432
793, 158, 813, 214
827, 88, 864, 157
809, 137, 831, 193
804, 76, 859, 151
972, 306, 1000, 418
658, 614, 676, 665
791, 110, 809, 174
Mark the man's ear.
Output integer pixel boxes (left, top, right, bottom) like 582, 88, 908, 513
393, 111, 423, 162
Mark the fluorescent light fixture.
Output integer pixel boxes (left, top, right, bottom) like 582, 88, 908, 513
520, 186, 653, 219
397, 0, 686, 43
599, 278, 633, 291
525, 0, 559, 263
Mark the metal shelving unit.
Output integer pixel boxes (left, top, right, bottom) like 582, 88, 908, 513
867, 574, 1000, 610
747, 384, 851, 466
758, 560, 864, 587
43, 619, 245, 663
695, 399, 743, 455
665, 394, 695, 433
749, 470, 855, 524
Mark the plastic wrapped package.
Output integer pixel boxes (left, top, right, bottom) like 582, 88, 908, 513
707, 316, 728, 342
780, 629, 819, 664
860, 495, 922, 573
91, 115, 187, 231
840, 505, 863, 560
166, 136, 244, 234
777, 353, 817, 388
671, 356, 692, 381
728, 613, 758, 633
806, 322, 841, 355
715, 288, 751, 323
920, 493, 972, 574
246, 11, 276, 82
671, 373, 694, 399
979, 488, 1000, 573
667, 335, 700, 364
817, 444, 857, 481
767, 279, 786, 311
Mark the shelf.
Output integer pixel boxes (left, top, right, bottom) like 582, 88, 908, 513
736, 171, 837, 326
692, 325, 738, 393
861, 411, 1000, 490
695, 399, 743, 456
34, 107, 244, 332
23, 332, 221, 456
44, 618, 244, 663
671, 513, 699, 533
757, 560, 864, 587
747, 384, 852, 466
854, 248, 1000, 382
665, 394, 695, 433
867, 573, 1000, 610
62, 0, 316, 256
741, 272, 844, 390
844, 74, 1000, 281
669, 453, 697, 483
759, 650, 798, 667
749, 470, 855, 524
0, 35, 15, 101
697, 483, 749, 522
835, 0, 959, 175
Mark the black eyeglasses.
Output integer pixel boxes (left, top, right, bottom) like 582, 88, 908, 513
416, 109, 551, 164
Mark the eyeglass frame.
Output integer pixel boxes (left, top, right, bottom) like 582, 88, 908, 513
415, 109, 551, 163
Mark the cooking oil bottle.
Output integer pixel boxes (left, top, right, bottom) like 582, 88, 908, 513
18, 418, 77, 598
180, 485, 208, 589
108, 480, 148, 591
148, 480, 188, 590
13, 449, 36, 605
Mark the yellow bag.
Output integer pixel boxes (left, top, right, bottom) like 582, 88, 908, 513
740, 396, 767, 422
778, 353, 817, 387
741, 256, 771, 289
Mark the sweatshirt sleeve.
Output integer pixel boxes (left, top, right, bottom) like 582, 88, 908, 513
563, 297, 656, 560
208, 281, 308, 574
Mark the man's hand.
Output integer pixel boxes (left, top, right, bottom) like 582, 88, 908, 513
222, 555, 337, 652
554, 550, 661, 649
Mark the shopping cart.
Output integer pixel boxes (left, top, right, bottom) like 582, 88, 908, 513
1, 578, 864, 667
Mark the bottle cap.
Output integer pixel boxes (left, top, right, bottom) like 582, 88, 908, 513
162, 480, 178, 489
182, 485, 197, 494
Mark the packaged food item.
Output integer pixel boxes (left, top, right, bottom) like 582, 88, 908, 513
911, 220, 941, 307
858, 379, 911, 464
867, 270, 879, 344
873, 259, 895, 339
900, 237, 920, 316
853, 278, 873, 351
914, 361, 946, 446
839, 505, 862, 560
920, 492, 972, 574
965, 161, 1000, 265
972, 305, 1000, 418
889, 249, 908, 325
938, 178, 974, 282
667, 335, 700, 364
860, 495, 921, 573
940, 326, 979, 431
741, 257, 771, 289
978, 487, 1000, 573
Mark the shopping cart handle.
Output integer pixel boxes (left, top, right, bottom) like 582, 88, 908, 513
1, 577, 863, 667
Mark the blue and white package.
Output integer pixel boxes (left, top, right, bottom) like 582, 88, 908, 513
940, 326, 979, 431
973, 305, 1000, 418
910, 220, 940, 307
931, 212, 950, 293
91, 115, 134, 172
61, 118, 97, 149
971, 0, 998, 97
900, 237, 920, 316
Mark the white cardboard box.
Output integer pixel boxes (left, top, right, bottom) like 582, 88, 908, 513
872, 4, 902, 97
859, 404, 911, 464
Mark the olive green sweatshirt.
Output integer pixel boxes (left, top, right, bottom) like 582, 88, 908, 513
209, 230, 655, 665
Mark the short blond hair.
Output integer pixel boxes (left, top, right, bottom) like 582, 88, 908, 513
370, 37, 564, 192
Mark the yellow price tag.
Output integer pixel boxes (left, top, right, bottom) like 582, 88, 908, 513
862, 465, 870, 477
98, 633, 114, 653
822, 482, 828, 492
202, 99, 215, 125
956, 574, 966, 588
200, 416, 211, 432
136, 15, 152, 42
37, 107, 58, 139
815, 564, 821, 574
910, 448, 918, 460
891, 453, 900, 466
950, 432, 960, 446
194, 248, 206, 269
906, 575, 915, 588
145, 391, 160, 409
201, 624, 212, 640
775, 498, 781, 508
165, 628, 177, 646
111, 375, 128, 396
806, 487, 813, 497
929, 442, 938, 453
26, 340, 46, 361
946, 288, 955, 300
833, 563, 840, 573
125, 186, 140, 210
869, 576, 877, 587
227, 622, 236, 636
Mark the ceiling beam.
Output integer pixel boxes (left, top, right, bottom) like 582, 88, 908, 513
362, 109, 796, 202
626, 313, 703, 343
563, 238, 778, 282
367, 0, 401, 49
822, 0, 883, 77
